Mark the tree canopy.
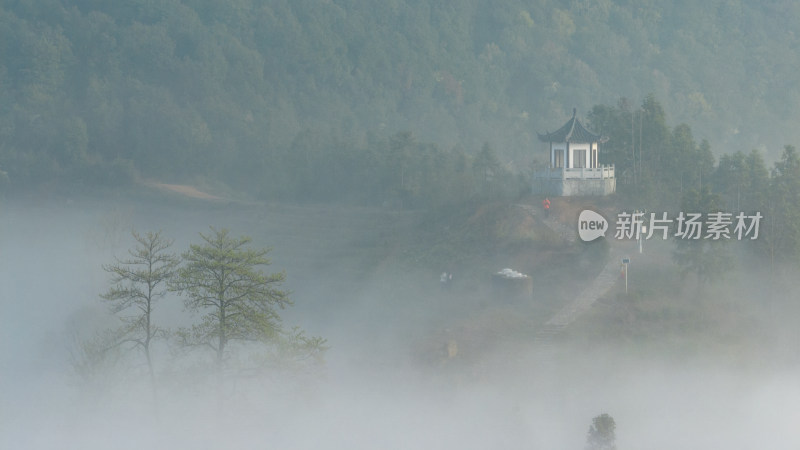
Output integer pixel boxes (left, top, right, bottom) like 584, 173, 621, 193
586, 413, 617, 450
171, 227, 325, 385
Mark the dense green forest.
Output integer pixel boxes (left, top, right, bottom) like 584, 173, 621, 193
585, 94, 800, 270
1, 0, 799, 199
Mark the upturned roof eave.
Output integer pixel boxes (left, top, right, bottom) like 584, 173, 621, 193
538, 111, 605, 143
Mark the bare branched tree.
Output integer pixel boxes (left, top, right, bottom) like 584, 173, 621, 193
101, 230, 178, 401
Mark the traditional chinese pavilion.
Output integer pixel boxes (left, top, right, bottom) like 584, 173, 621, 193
532, 109, 615, 196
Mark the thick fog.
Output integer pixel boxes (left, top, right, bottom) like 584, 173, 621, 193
2, 196, 800, 450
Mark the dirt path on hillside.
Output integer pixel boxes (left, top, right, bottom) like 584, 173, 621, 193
517, 203, 576, 242
144, 181, 224, 201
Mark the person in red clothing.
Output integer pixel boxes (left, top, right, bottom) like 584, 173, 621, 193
542, 197, 551, 218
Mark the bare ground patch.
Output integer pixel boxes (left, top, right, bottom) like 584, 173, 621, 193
144, 181, 223, 201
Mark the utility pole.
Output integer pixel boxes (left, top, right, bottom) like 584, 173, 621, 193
639, 108, 643, 180
632, 110, 635, 185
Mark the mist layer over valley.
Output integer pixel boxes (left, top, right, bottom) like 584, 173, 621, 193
2, 191, 799, 450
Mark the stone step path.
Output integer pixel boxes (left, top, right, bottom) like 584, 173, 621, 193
525, 252, 621, 363
539, 248, 622, 331
516, 203, 622, 350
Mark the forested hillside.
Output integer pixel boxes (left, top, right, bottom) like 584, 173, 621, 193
1, 0, 799, 195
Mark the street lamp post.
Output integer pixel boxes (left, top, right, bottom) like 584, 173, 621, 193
622, 257, 630, 294
639, 225, 646, 254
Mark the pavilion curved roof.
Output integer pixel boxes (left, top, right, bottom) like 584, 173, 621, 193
538, 109, 607, 143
